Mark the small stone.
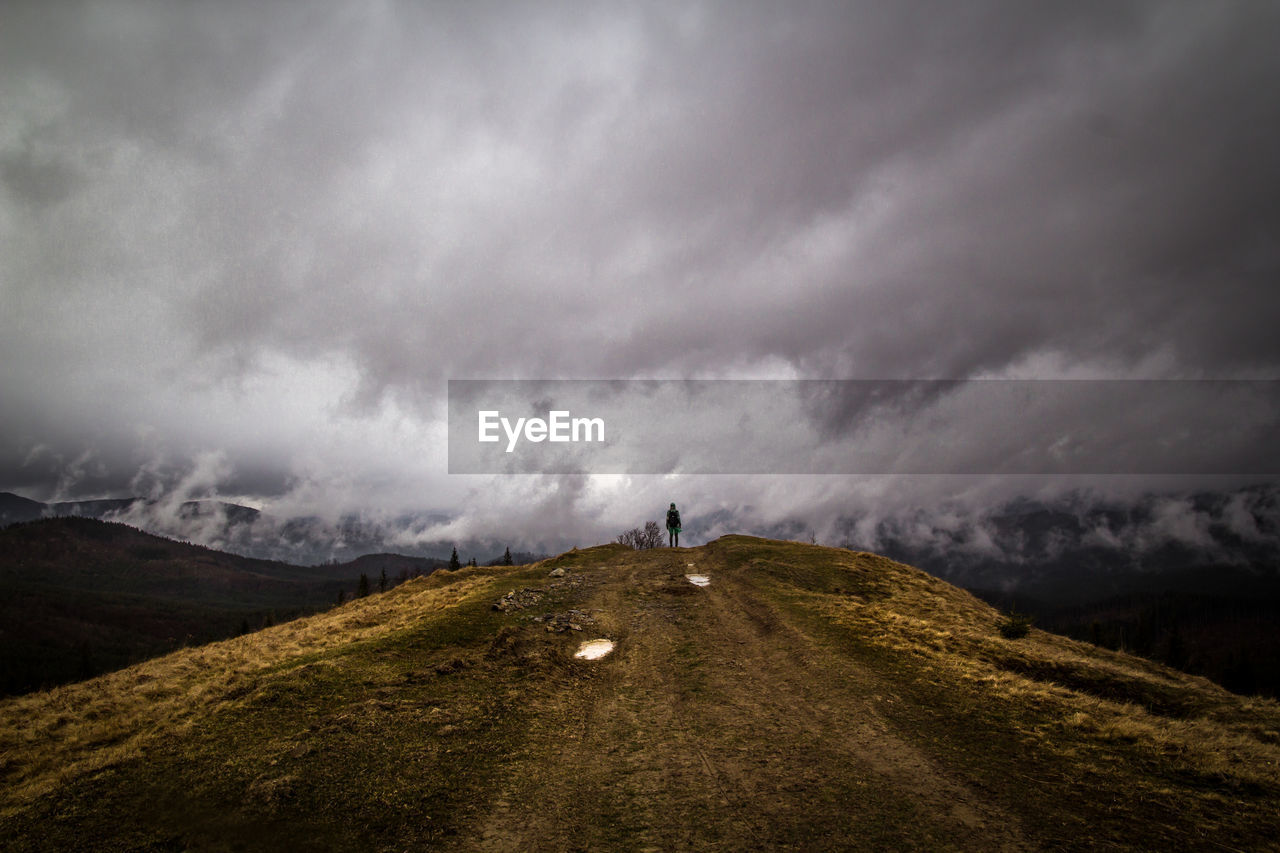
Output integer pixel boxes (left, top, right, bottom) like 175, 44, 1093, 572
570, 623, 583, 631
549, 567, 567, 577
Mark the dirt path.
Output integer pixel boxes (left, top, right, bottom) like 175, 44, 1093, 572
470, 548, 1032, 851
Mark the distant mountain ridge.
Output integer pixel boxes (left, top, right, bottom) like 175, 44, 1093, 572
6, 485, 1279, 693
0, 516, 444, 696
0, 491, 457, 566
846, 483, 1280, 600
0, 492, 244, 529
9, 484, 1279, 581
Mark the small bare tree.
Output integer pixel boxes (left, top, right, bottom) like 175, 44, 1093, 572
640, 520, 663, 549
616, 527, 641, 549
617, 520, 664, 550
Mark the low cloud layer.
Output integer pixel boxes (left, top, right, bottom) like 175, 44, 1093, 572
2, 2, 1278, 550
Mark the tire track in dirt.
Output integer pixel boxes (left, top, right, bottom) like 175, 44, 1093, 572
471, 556, 737, 850
468, 547, 1032, 851
689, 562, 1032, 850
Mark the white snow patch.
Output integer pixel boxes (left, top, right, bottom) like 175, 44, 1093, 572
574, 639, 615, 660
686, 574, 710, 587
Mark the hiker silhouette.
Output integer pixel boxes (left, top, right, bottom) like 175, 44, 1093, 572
666, 503, 682, 547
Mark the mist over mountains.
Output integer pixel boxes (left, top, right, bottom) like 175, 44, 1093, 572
0, 491, 462, 567
4, 483, 1280, 696
852, 483, 1280, 602
6, 483, 1277, 596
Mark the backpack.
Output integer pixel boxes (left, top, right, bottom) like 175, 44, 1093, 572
667, 508, 681, 528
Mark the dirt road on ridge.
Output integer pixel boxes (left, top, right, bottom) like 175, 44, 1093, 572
470, 545, 1030, 851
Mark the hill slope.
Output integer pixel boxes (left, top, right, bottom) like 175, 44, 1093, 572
0, 518, 355, 695
2, 536, 1277, 851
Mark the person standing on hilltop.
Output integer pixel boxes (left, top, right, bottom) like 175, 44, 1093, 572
666, 502, 682, 548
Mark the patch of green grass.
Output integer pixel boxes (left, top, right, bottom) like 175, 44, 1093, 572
539, 543, 631, 570
671, 639, 708, 697
710, 535, 895, 601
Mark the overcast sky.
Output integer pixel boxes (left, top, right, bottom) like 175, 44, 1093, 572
2, 1, 1278, 551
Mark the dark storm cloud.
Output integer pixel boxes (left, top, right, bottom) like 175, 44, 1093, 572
2, 1, 1278, 544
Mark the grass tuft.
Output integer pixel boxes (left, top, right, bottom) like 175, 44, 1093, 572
997, 612, 1034, 639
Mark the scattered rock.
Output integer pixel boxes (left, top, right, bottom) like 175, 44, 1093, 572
535, 609, 597, 634
493, 588, 546, 612
493, 573, 589, 613
549, 567, 567, 578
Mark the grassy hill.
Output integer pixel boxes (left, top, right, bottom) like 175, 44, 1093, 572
0, 518, 356, 695
2, 536, 1277, 850
326, 552, 451, 583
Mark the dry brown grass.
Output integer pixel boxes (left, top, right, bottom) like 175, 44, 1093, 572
0, 567, 499, 816
803, 548, 1280, 793
5, 536, 1278, 850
